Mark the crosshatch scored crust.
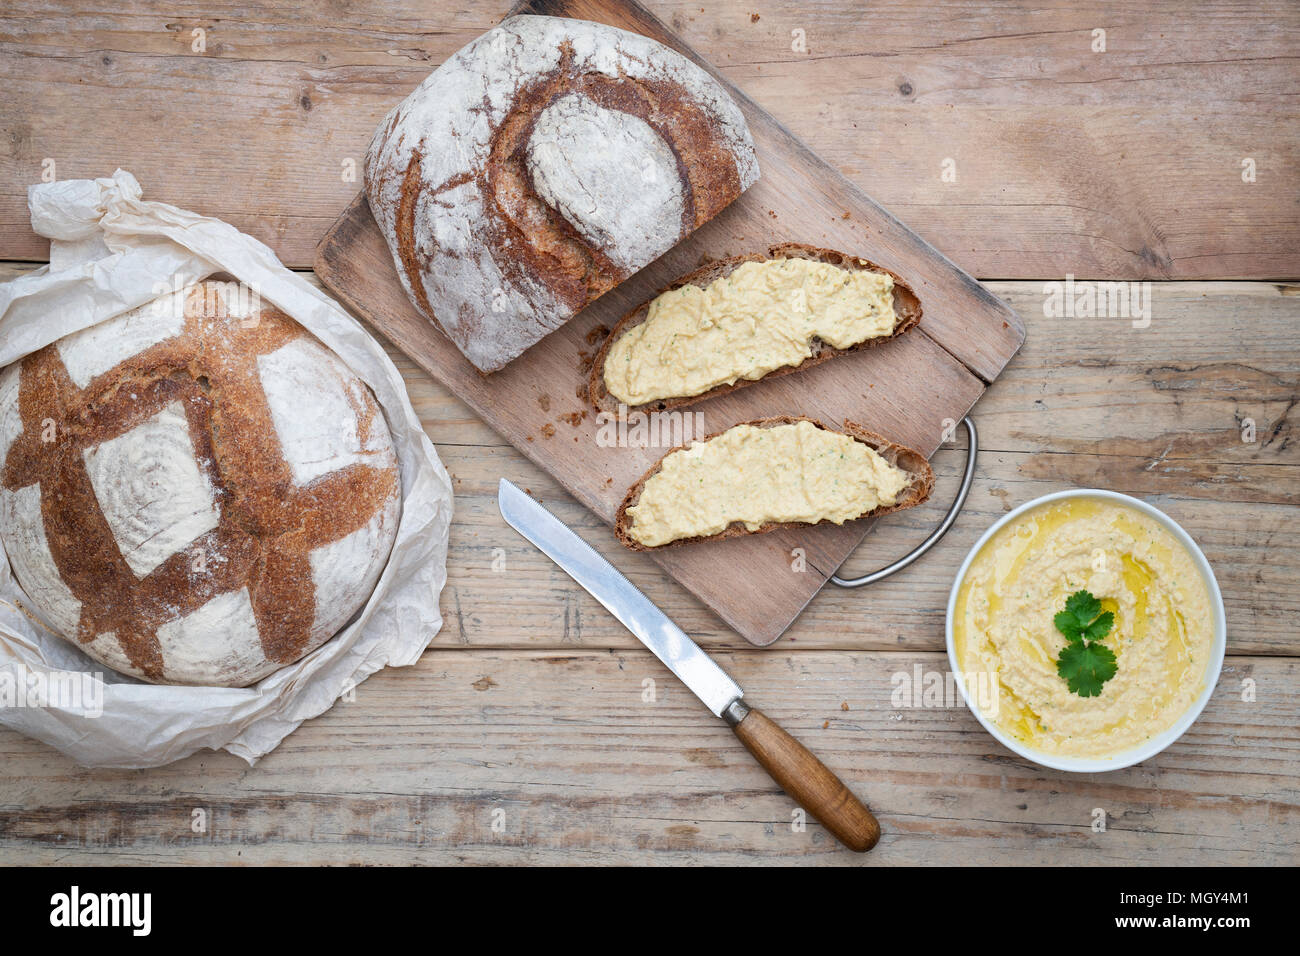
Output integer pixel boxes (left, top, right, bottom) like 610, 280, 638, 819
0, 283, 401, 686
614, 416, 935, 552
588, 243, 923, 413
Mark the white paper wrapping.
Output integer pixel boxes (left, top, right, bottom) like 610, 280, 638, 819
0, 169, 454, 768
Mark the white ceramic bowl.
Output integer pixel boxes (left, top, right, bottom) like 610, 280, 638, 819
945, 489, 1227, 773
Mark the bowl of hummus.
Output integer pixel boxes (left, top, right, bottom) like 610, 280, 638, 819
946, 490, 1226, 772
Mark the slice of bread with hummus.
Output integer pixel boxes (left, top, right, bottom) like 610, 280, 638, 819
589, 243, 922, 413
615, 416, 934, 551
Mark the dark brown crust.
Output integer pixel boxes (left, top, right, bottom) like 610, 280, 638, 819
587, 243, 923, 413
613, 416, 935, 552
369, 28, 755, 373
480, 45, 745, 312
395, 149, 435, 321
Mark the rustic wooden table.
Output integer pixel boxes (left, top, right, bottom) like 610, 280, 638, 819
0, 1, 1295, 865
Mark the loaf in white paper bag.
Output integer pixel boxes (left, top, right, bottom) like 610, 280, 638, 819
0, 169, 453, 768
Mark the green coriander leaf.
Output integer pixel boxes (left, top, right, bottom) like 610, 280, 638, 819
1053, 590, 1119, 696
1054, 610, 1083, 642
1083, 610, 1115, 642
1062, 590, 1102, 630
1056, 640, 1118, 697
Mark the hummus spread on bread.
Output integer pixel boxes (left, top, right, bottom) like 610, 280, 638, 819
625, 420, 909, 547
603, 258, 897, 406
952, 498, 1215, 759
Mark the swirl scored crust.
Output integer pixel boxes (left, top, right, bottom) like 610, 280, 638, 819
364, 14, 759, 373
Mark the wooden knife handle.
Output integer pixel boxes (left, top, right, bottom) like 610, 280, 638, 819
727, 702, 880, 852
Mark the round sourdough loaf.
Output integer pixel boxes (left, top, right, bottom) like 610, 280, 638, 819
0, 281, 402, 687
364, 14, 759, 374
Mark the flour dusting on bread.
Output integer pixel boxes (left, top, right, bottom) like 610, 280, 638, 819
365, 15, 760, 373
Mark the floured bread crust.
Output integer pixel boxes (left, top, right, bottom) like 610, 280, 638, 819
364, 14, 759, 373
0, 282, 402, 686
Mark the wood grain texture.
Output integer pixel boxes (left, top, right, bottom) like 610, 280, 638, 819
433, 441, 1300, 656
1, 1, 1295, 278
0, 0, 1296, 861
313, 0, 1027, 645
318, 194, 998, 647
731, 705, 881, 852
378, 276, 1300, 658
0, 267, 1293, 660
0, 262, 1294, 862
0, 650, 1294, 865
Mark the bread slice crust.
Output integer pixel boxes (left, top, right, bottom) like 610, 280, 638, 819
614, 415, 935, 552
588, 243, 923, 413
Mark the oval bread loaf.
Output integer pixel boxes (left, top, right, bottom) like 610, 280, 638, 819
364, 14, 760, 374
589, 243, 922, 413
0, 282, 402, 686
615, 416, 934, 551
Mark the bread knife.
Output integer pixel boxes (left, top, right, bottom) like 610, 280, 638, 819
497, 478, 880, 852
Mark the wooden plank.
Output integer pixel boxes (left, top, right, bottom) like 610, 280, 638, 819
312, 0, 1024, 646
976, 281, 1300, 468
316, 214, 991, 649
351, 276, 1300, 658
0, 261, 1294, 862
1, 1, 1295, 279
0, 650, 1294, 865
387, 277, 1300, 468
437, 441, 1300, 656
0, 264, 1293, 654
653, 2, 1300, 281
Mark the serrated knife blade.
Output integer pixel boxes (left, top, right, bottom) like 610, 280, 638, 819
497, 478, 743, 717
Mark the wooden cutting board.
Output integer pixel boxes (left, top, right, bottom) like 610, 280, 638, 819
313, 0, 1025, 646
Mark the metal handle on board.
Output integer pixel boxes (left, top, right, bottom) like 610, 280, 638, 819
830, 416, 978, 588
